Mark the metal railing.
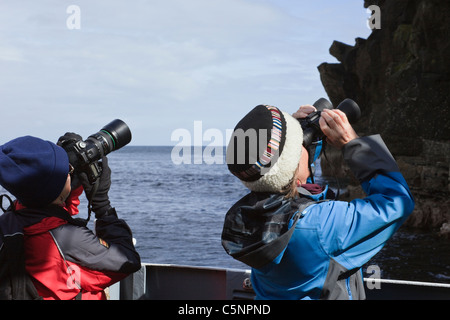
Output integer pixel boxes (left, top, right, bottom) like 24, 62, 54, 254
109, 263, 450, 300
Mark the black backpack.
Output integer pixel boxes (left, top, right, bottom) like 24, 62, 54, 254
0, 194, 87, 300
0, 230, 42, 300
222, 192, 319, 269
0, 195, 42, 300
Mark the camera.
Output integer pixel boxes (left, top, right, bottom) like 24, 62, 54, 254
61, 119, 132, 184
299, 98, 361, 148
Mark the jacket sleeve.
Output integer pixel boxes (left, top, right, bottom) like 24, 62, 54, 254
318, 135, 415, 269
50, 208, 141, 276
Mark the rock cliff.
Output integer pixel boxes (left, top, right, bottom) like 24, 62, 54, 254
317, 0, 450, 236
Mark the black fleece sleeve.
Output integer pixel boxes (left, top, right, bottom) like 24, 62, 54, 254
342, 134, 400, 182
50, 208, 141, 274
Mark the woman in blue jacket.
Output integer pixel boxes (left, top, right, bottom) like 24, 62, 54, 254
222, 103, 414, 300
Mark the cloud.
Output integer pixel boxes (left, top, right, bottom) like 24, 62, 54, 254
0, 0, 370, 145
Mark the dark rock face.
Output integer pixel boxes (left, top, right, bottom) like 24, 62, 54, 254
317, 0, 450, 235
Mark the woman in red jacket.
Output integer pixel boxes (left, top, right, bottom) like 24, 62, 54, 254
0, 135, 141, 300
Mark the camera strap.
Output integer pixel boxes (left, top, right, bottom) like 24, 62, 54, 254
306, 139, 324, 184
305, 139, 341, 200
83, 180, 99, 224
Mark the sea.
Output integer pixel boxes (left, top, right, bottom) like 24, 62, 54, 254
1, 146, 449, 284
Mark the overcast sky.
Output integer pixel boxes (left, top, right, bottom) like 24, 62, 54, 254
0, 0, 371, 146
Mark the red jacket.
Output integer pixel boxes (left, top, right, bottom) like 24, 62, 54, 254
15, 186, 141, 300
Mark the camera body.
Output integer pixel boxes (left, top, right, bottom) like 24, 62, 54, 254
62, 119, 132, 184
299, 98, 361, 148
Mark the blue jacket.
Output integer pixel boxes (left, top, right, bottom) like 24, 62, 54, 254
222, 135, 415, 299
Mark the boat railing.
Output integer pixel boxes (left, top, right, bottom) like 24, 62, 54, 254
108, 263, 450, 300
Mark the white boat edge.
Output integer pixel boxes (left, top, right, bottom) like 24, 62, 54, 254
108, 263, 450, 300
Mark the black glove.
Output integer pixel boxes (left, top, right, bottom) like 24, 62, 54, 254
79, 156, 112, 218
57, 132, 83, 148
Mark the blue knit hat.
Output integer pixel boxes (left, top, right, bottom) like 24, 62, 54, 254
0, 136, 69, 208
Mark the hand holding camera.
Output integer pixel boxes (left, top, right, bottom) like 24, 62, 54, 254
294, 98, 361, 149
292, 104, 316, 119
57, 119, 132, 219
319, 109, 359, 149
82, 156, 112, 218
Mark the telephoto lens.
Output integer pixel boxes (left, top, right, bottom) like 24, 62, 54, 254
89, 119, 132, 156
62, 119, 132, 184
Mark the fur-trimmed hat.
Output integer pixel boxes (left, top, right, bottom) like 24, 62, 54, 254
0, 136, 69, 208
226, 105, 303, 193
